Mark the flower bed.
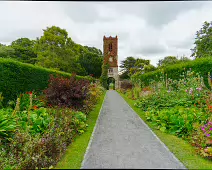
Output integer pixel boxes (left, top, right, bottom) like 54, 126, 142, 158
121, 68, 212, 160
0, 75, 104, 169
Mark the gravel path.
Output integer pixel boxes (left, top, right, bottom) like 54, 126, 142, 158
81, 90, 186, 169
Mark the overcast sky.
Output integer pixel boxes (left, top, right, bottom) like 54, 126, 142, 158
0, 1, 212, 67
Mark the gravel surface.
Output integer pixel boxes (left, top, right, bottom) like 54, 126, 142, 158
81, 90, 186, 169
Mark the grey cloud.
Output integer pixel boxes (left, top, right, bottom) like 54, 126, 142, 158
0, 29, 43, 44
105, 1, 207, 27
135, 44, 167, 56
59, 2, 101, 24
168, 36, 195, 49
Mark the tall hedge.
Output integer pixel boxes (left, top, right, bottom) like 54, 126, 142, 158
0, 58, 94, 105
131, 57, 212, 89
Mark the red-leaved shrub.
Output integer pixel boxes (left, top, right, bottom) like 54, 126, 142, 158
44, 74, 90, 109
120, 81, 133, 90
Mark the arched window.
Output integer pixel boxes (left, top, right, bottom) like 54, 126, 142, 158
109, 43, 112, 52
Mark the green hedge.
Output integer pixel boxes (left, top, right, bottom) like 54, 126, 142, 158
131, 57, 212, 89
0, 58, 94, 105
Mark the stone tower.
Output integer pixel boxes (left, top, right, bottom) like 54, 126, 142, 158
103, 35, 119, 89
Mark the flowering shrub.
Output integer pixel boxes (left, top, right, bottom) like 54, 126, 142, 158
201, 122, 212, 138
81, 82, 105, 114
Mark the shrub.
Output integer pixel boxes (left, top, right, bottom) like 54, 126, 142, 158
131, 57, 212, 89
120, 80, 133, 91
44, 74, 90, 109
0, 58, 94, 106
81, 82, 105, 114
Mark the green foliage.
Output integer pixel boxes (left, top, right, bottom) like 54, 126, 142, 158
120, 56, 153, 79
0, 58, 94, 106
34, 26, 103, 77
0, 82, 104, 169
131, 57, 212, 89
100, 63, 109, 89
191, 21, 212, 59
77, 51, 103, 78
11, 38, 37, 64
157, 56, 180, 67
0, 45, 15, 59
128, 69, 212, 160
0, 108, 16, 138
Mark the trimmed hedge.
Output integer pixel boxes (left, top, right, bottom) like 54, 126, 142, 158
0, 58, 94, 105
131, 57, 212, 89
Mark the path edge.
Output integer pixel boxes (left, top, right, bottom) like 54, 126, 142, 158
80, 91, 107, 169
118, 91, 187, 169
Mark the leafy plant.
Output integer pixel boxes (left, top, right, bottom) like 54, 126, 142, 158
44, 74, 90, 109
0, 108, 16, 138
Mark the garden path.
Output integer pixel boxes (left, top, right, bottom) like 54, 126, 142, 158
81, 90, 186, 169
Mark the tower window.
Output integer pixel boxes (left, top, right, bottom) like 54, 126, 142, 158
109, 43, 112, 52
108, 68, 113, 73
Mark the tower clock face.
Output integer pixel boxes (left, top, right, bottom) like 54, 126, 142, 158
109, 57, 113, 62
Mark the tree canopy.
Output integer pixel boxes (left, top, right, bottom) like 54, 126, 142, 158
191, 21, 212, 59
0, 26, 103, 78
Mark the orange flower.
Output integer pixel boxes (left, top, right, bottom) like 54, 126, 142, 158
33, 105, 38, 110
208, 105, 212, 110
194, 104, 196, 107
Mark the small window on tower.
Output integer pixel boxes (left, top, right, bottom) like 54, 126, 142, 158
109, 68, 113, 73
109, 43, 112, 52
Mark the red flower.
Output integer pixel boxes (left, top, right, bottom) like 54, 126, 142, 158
33, 105, 38, 110
29, 91, 32, 95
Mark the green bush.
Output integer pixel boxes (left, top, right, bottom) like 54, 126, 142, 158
0, 58, 94, 106
131, 57, 212, 89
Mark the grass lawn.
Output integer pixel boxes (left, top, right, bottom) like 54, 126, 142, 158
55, 91, 106, 169
119, 91, 212, 169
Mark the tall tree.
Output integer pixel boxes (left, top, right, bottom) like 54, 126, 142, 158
191, 21, 212, 58
157, 56, 179, 67
0, 44, 15, 59
78, 52, 103, 78
11, 38, 37, 64
120, 56, 151, 79
36, 26, 69, 69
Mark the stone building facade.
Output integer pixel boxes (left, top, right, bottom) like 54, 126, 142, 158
103, 35, 119, 89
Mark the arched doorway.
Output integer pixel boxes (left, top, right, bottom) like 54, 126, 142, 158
107, 77, 115, 90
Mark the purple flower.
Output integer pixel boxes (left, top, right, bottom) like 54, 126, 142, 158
189, 88, 193, 94
167, 90, 171, 93
206, 134, 210, 137
196, 87, 202, 91
210, 128, 212, 131
202, 127, 205, 131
